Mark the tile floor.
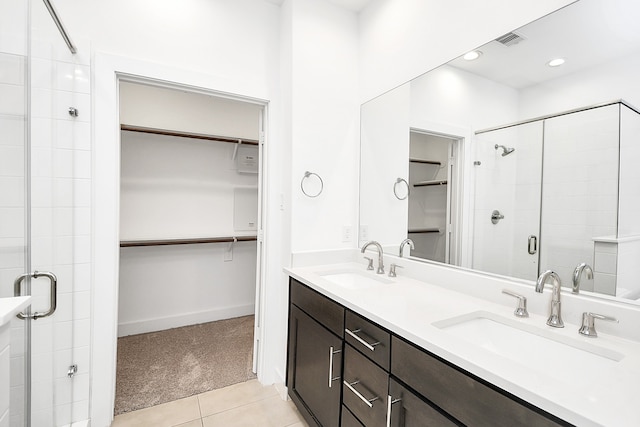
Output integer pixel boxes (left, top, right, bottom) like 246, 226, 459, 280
111, 379, 309, 427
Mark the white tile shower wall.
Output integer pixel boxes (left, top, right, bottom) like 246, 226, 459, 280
593, 241, 617, 295
539, 105, 620, 288
26, 35, 91, 426
616, 238, 640, 299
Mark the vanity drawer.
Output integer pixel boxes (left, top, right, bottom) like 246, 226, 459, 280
345, 310, 391, 370
391, 336, 569, 427
343, 344, 388, 427
290, 278, 344, 337
341, 406, 364, 427
388, 378, 459, 427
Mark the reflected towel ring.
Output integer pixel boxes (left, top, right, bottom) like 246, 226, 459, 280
301, 171, 324, 198
393, 178, 410, 200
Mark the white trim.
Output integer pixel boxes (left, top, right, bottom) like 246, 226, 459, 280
91, 53, 270, 427
117, 304, 256, 337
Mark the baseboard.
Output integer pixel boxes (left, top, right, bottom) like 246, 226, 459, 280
117, 304, 255, 337
60, 420, 90, 427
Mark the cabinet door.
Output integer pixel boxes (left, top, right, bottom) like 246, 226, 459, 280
287, 305, 342, 427
388, 378, 459, 427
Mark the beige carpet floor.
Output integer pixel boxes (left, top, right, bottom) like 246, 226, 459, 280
115, 315, 256, 415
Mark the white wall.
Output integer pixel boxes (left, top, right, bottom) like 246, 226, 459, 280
118, 242, 256, 336
119, 131, 258, 240
288, 0, 360, 253
119, 82, 262, 140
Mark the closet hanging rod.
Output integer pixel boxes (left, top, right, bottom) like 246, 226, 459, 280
121, 124, 260, 146
120, 235, 258, 248
43, 0, 77, 54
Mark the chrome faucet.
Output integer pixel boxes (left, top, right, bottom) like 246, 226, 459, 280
572, 262, 593, 294
361, 241, 384, 274
535, 270, 564, 328
399, 238, 414, 258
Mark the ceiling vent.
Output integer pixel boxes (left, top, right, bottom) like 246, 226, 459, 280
495, 32, 525, 47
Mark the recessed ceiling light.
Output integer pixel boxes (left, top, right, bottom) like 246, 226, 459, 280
463, 50, 482, 61
547, 58, 565, 67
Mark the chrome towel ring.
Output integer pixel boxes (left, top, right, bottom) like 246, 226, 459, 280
393, 178, 409, 200
301, 171, 324, 198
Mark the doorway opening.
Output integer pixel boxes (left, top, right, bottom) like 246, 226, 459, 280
114, 80, 265, 415
408, 129, 461, 264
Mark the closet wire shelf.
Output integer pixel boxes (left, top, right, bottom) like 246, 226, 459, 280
120, 236, 258, 247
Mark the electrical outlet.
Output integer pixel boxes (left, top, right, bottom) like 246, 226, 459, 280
342, 226, 353, 243
359, 225, 369, 241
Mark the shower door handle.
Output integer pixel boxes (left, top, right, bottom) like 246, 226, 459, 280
14, 271, 58, 320
528, 235, 537, 255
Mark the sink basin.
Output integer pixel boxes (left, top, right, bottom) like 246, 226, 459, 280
318, 270, 393, 290
433, 311, 623, 379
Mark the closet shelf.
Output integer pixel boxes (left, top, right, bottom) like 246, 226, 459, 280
120, 235, 258, 247
121, 124, 260, 146
408, 228, 440, 234
409, 158, 441, 166
413, 180, 447, 187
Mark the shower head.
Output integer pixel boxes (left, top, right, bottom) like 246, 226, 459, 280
495, 144, 515, 157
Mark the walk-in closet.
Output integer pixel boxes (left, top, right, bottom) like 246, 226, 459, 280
115, 81, 263, 414
407, 130, 457, 263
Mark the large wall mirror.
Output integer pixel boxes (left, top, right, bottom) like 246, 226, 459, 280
359, 0, 640, 304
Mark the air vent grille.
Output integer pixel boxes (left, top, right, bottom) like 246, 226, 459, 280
495, 32, 525, 47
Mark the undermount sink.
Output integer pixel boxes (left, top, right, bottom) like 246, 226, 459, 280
318, 269, 393, 290
433, 311, 623, 379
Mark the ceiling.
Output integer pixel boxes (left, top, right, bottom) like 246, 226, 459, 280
448, 0, 640, 89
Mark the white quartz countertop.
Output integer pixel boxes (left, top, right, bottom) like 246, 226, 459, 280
0, 296, 31, 326
286, 262, 640, 427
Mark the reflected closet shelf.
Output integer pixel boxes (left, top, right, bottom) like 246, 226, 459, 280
409, 158, 441, 166
120, 235, 257, 247
408, 228, 440, 234
413, 180, 447, 187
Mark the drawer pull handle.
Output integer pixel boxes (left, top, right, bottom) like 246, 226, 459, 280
328, 346, 341, 388
345, 328, 380, 352
343, 380, 379, 408
386, 395, 402, 427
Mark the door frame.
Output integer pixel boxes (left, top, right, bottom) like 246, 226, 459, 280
92, 53, 270, 426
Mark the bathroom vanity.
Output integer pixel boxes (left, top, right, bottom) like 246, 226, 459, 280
285, 260, 640, 427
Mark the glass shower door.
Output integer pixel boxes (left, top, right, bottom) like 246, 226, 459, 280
2, 0, 83, 425
471, 121, 543, 281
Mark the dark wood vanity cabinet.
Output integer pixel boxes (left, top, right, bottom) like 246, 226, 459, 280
391, 336, 570, 427
287, 278, 571, 427
287, 279, 344, 427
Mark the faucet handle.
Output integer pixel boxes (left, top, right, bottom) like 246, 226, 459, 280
388, 263, 402, 278
502, 289, 529, 318
579, 312, 618, 338
364, 257, 374, 271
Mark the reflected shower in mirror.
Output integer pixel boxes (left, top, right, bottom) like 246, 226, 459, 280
359, 0, 640, 303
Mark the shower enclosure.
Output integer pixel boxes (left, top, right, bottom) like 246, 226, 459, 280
471, 101, 640, 298
1, 0, 90, 425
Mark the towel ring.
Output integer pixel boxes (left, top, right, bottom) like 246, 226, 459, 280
301, 171, 323, 198
393, 178, 410, 200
